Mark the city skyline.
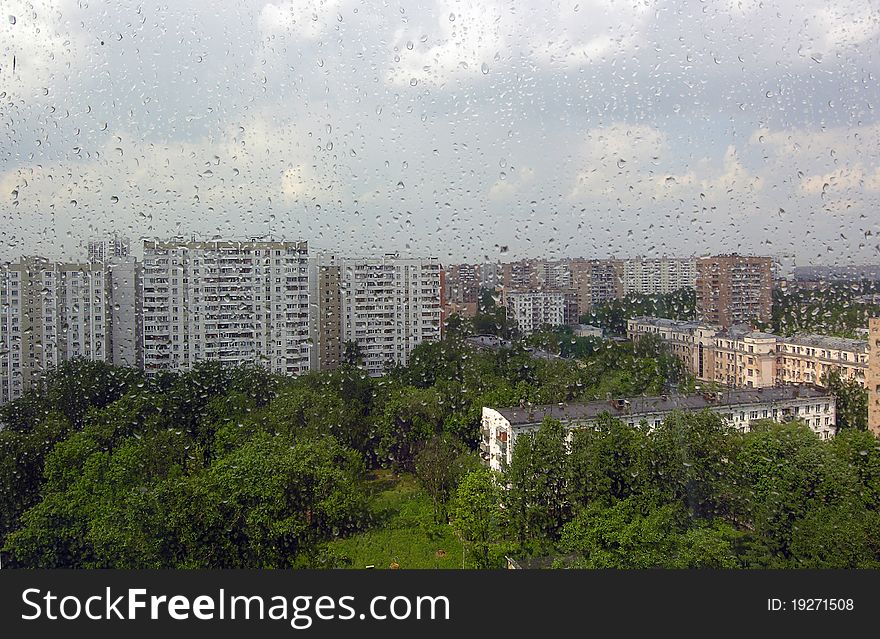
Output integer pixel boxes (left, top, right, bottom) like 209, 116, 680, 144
2, 1, 879, 265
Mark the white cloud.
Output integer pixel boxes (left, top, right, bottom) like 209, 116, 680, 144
385, 0, 505, 87
0, 0, 87, 101
258, 0, 342, 40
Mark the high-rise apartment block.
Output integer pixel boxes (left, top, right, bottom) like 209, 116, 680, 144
141, 240, 311, 376
622, 257, 696, 296
308, 252, 343, 372
570, 259, 624, 315
340, 255, 442, 375
0, 258, 111, 403
444, 264, 482, 304
88, 236, 131, 263
696, 255, 772, 328
107, 256, 143, 369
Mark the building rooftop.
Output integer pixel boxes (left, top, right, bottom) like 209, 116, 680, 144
780, 333, 868, 352
721, 325, 778, 341
494, 386, 831, 426
629, 316, 712, 331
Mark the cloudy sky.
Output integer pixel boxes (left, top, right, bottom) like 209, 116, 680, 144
1, 0, 879, 266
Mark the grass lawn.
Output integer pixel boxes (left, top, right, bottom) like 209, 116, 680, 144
329, 470, 466, 569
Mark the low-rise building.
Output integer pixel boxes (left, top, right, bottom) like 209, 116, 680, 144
711, 326, 778, 388
776, 334, 868, 387
627, 316, 719, 380
628, 316, 869, 391
574, 324, 603, 338
868, 318, 880, 437
480, 386, 837, 471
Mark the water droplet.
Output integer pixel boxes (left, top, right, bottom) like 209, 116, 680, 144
110, 195, 119, 204
397, 181, 405, 189
481, 62, 489, 74
617, 158, 627, 168
8, 15, 16, 25
406, 41, 413, 50
410, 78, 418, 86
448, 13, 455, 21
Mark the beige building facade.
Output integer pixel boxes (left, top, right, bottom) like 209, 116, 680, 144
869, 318, 880, 437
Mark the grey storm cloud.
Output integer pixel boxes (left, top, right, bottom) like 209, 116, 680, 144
1, 0, 879, 267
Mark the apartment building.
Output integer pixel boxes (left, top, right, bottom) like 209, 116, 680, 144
570, 258, 624, 315
501, 259, 542, 291
696, 255, 772, 328
711, 326, 778, 388
627, 316, 718, 380
621, 257, 696, 295
444, 263, 482, 304
340, 254, 442, 375
87, 235, 131, 263
308, 252, 343, 372
0, 258, 111, 402
481, 386, 837, 471
629, 316, 870, 392
776, 334, 868, 387
869, 318, 880, 437
504, 290, 567, 337
141, 239, 311, 376
106, 256, 142, 369
535, 260, 572, 290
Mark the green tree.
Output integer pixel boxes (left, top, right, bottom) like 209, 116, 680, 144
413, 436, 478, 524
568, 414, 649, 508
374, 386, 444, 470
450, 468, 505, 568
506, 418, 570, 548
342, 340, 364, 367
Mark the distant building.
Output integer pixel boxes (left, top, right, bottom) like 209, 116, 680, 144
628, 316, 869, 391
628, 316, 725, 382
776, 334, 868, 387
696, 255, 773, 328
308, 252, 343, 372
504, 290, 566, 337
0, 258, 111, 402
711, 326, 778, 388
481, 386, 837, 471
141, 239, 311, 376
570, 259, 624, 315
793, 264, 880, 285
621, 257, 696, 296
501, 259, 543, 291
107, 256, 142, 369
340, 254, 441, 375
444, 263, 482, 304
868, 318, 880, 437
87, 236, 131, 263
574, 324, 603, 338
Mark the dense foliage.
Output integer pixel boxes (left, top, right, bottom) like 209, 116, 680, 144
1, 329, 876, 568
460, 414, 880, 569
764, 282, 880, 338
0, 335, 689, 568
